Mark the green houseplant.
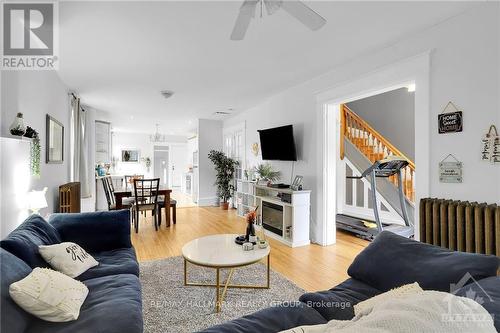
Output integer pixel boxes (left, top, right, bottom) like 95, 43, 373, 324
255, 163, 281, 184
208, 150, 239, 209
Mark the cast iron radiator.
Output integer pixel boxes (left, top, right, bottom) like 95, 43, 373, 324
59, 182, 81, 213
420, 198, 500, 256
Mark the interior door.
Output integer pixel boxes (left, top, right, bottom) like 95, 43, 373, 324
154, 147, 169, 186
169, 145, 187, 188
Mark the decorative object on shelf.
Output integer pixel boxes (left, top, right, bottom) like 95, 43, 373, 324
24, 126, 41, 177
150, 123, 167, 143
481, 125, 500, 164
251, 142, 259, 156
285, 226, 293, 240
28, 187, 48, 214
9, 112, 26, 136
141, 157, 152, 172
208, 150, 239, 210
255, 163, 281, 185
46, 114, 64, 163
439, 154, 463, 183
242, 242, 254, 251
438, 101, 463, 134
121, 149, 140, 162
290, 175, 303, 191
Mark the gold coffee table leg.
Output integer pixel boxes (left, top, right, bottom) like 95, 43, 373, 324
215, 268, 221, 312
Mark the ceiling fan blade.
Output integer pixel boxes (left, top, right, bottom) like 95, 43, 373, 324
264, 0, 282, 16
230, 0, 259, 41
280, 0, 326, 31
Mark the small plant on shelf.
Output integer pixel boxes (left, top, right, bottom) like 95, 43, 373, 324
208, 150, 239, 210
23, 126, 41, 177
255, 163, 281, 184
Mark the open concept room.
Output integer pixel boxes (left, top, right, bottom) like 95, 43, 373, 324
1, 1, 500, 332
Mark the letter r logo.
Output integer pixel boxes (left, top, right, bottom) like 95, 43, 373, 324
3, 3, 53, 56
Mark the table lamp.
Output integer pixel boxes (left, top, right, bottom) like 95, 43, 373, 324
28, 187, 48, 215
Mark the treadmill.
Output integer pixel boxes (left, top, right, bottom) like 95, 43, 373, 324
337, 156, 414, 241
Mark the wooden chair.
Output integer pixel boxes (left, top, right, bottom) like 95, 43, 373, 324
132, 178, 160, 233
124, 175, 144, 190
101, 176, 133, 211
158, 198, 177, 226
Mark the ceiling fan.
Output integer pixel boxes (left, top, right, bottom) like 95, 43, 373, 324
230, 0, 326, 41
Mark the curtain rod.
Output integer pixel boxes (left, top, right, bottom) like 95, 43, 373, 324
68, 92, 85, 112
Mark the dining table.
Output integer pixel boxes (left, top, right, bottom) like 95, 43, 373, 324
113, 187, 173, 226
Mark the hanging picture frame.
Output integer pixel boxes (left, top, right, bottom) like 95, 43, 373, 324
481, 125, 500, 164
439, 154, 463, 183
438, 101, 463, 134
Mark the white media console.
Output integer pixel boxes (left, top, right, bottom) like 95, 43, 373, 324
236, 181, 311, 248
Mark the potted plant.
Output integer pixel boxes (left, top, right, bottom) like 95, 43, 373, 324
255, 163, 281, 185
208, 150, 238, 210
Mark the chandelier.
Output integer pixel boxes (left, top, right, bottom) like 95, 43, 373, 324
150, 124, 167, 143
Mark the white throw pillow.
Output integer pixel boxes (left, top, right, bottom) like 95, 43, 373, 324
9, 267, 89, 322
354, 282, 423, 316
39, 242, 98, 278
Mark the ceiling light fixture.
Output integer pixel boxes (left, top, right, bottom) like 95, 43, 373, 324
160, 90, 175, 99
150, 124, 167, 143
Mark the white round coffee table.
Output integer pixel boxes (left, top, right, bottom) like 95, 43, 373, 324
182, 234, 271, 312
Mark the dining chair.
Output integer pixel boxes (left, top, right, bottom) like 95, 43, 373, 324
132, 178, 160, 233
101, 176, 134, 211
124, 175, 144, 190
158, 197, 177, 226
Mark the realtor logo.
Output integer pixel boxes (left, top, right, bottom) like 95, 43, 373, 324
2, 2, 58, 70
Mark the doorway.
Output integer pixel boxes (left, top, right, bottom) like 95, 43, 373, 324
317, 53, 430, 246
154, 146, 169, 186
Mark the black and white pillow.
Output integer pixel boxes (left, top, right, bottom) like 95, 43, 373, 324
39, 242, 98, 278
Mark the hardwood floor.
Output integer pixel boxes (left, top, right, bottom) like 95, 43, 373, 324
131, 206, 368, 292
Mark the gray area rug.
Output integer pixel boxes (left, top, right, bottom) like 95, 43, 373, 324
140, 256, 305, 333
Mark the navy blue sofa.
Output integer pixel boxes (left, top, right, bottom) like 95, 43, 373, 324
0, 210, 143, 333
201, 231, 500, 333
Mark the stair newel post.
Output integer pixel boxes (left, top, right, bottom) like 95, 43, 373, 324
340, 104, 346, 160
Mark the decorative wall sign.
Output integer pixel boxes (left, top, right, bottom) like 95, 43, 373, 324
439, 154, 463, 183
481, 125, 500, 164
438, 101, 463, 134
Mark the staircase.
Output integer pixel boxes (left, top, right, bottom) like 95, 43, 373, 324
340, 104, 415, 203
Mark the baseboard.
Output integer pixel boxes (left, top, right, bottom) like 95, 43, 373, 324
197, 196, 219, 207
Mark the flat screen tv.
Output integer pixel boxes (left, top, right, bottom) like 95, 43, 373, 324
258, 125, 297, 161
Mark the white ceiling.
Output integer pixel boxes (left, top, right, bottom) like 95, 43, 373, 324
57, 1, 476, 135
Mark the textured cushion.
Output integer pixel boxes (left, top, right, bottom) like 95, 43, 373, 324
198, 302, 326, 333
354, 282, 422, 316
0, 248, 34, 333
26, 274, 143, 333
455, 276, 500, 332
299, 278, 381, 321
77, 247, 139, 281
347, 231, 499, 292
9, 267, 89, 322
49, 210, 132, 253
1, 215, 62, 268
39, 242, 99, 278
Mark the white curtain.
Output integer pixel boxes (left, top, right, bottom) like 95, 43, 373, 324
70, 95, 90, 198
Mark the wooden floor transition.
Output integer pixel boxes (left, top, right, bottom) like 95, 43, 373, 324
131, 206, 368, 292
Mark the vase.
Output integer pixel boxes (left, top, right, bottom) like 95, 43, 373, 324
9, 113, 26, 136
221, 202, 229, 210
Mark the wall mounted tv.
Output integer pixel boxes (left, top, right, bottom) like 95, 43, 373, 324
258, 125, 297, 161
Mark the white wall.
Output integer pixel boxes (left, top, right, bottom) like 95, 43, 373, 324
1, 71, 70, 215
225, 3, 500, 244
197, 119, 223, 206
110, 131, 188, 177
347, 88, 415, 161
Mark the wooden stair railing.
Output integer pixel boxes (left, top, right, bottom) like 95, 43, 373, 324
340, 104, 416, 203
